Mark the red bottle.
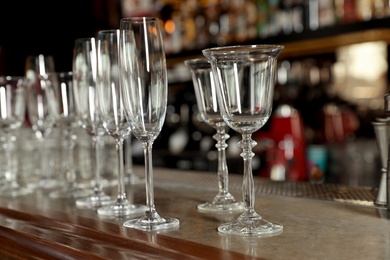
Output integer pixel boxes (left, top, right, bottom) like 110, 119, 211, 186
255, 104, 307, 181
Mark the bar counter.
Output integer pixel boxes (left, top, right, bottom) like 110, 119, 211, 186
0, 166, 389, 259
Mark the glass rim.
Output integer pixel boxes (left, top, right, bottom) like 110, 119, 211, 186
26, 54, 54, 59
202, 44, 284, 57
184, 57, 210, 67
74, 37, 95, 43
0, 75, 26, 81
97, 29, 120, 35
43, 71, 73, 77
120, 16, 160, 24
0, 76, 27, 87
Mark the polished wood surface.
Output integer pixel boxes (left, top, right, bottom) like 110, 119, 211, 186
0, 166, 388, 259
0, 176, 254, 259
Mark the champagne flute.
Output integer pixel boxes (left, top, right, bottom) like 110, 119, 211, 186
203, 45, 284, 237
185, 58, 245, 213
95, 29, 145, 216
26, 73, 60, 189
0, 76, 31, 197
120, 17, 179, 231
25, 54, 58, 189
72, 37, 115, 208
46, 72, 92, 199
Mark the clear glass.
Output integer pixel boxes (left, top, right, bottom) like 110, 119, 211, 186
25, 54, 59, 190
203, 45, 284, 237
185, 58, 245, 213
46, 72, 92, 199
95, 29, 146, 216
26, 73, 60, 189
72, 37, 115, 208
0, 76, 31, 197
120, 17, 179, 231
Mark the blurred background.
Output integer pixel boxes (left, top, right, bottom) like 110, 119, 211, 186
0, 0, 389, 187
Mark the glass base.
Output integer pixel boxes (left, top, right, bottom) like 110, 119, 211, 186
198, 201, 246, 213
123, 215, 180, 232
49, 186, 93, 199
97, 201, 146, 217
0, 186, 33, 197
218, 211, 283, 237
197, 193, 245, 213
75, 192, 115, 209
39, 179, 63, 190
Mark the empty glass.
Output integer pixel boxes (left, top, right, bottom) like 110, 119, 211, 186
185, 58, 245, 213
46, 72, 92, 199
72, 37, 115, 208
203, 44, 284, 237
25, 54, 59, 190
95, 29, 145, 216
120, 17, 179, 231
26, 73, 60, 189
0, 76, 31, 197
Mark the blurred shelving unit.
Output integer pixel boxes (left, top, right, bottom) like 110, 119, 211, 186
166, 18, 390, 68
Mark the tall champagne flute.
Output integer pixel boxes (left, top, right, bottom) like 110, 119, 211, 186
203, 45, 284, 237
0, 76, 31, 197
96, 29, 146, 216
185, 58, 245, 213
46, 72, 92, 199
120, 17, 179, 231
72, 37, 115, 208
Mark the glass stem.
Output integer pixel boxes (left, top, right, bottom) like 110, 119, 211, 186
40, 137, 50, 186
143, 140, 155, 213
63, 127, 76, 188
125, 136, 134, 175
91, 135, 103, 194
115, 137, 127, 203
4, 134, 17, 187
238, 133, 257, 211
124, 136, 136, 187
214, 122, 230, 196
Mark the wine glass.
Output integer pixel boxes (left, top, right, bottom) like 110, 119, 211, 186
203, 45, 284, 236
72, 37, 115, 208
120, 17, 179, 231
46, 72, 92, 199
185, 58, 245, 213
95, 29, 146, 216
0, 76, 32, 197
26, 73, 61, 189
